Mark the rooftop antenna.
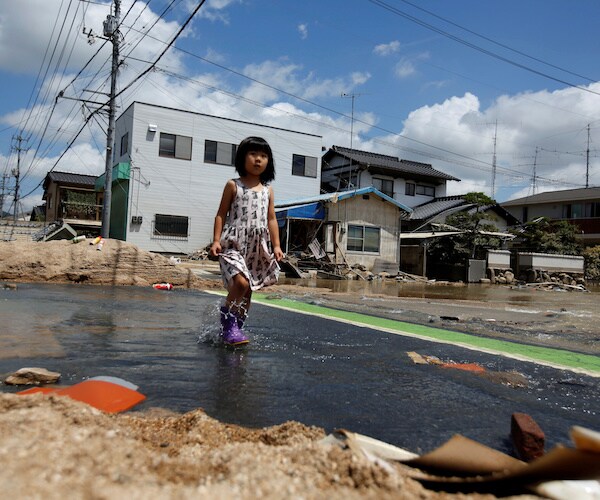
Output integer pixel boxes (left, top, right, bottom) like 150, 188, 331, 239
341, 92, 366, 149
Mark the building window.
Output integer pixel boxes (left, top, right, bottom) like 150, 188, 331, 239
416, 184, 435, 197
585, 202, 600, 217
347, 225, 380, 253
153, 214, 189, 238
373, 177, 393, 197
292, 154, 318, 178
562, 203, 583, 219
159, 133, 192, 160
120, 132, 129, 156
204, 140, 236, 166
405, 182, 415, 196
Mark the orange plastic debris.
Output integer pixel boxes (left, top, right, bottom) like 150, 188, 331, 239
440, 362, 486, 373
17, 379, 145, 413
17, 387, 56, 395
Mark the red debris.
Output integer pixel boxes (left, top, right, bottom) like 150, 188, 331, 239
511, 412, 545, 461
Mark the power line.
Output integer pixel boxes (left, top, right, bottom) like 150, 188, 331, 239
396, 0, 596, 83
367, 0, 600, 97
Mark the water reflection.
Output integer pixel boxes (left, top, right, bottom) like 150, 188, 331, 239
280, 277, 599, 304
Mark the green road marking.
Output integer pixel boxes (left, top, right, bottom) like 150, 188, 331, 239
206, 291, 600, 376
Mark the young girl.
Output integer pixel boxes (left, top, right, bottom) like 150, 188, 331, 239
210, 136, 284, 346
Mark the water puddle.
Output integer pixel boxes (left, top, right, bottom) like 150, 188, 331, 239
1, 282, 598, 455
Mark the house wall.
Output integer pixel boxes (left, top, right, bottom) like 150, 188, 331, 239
45, 183, 60, 222
503, 202, 563, 222
359, 171, 443, 208
480, 210, 510, 232
115, 102, 322, 254
503, 199, 600, 245
326, 194, 401, 270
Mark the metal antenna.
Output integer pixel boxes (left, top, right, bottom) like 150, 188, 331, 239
341, 92, 365, 149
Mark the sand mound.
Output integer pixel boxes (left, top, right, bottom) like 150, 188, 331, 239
0, 393, 441, 499
0, 239, 219, 289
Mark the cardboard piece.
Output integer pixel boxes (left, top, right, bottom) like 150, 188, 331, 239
326, 427, 600, 495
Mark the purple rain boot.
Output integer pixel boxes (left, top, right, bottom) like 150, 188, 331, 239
220, 306, 249, 346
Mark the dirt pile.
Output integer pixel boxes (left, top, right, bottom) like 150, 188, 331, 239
0, 393, 446, 499
0, 239, 220, 289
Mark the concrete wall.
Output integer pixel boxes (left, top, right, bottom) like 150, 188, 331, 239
487, 249, 511, 268
516, 252, 584, 273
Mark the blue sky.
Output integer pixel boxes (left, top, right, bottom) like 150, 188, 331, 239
1, 0, 599, 212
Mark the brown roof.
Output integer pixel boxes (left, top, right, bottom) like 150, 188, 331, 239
43, 171, 98, 189
501, 187, 600, 206
323, 146, 460, 182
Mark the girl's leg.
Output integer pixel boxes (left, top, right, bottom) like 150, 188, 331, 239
237, 288, 252, 326
225, 273, 251, 316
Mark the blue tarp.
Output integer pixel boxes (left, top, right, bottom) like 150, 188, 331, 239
276, 202, 325, 227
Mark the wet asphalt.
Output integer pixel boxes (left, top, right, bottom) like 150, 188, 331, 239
1, 283, 598, 456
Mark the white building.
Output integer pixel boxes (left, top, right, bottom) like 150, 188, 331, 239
102, 102, 323, 254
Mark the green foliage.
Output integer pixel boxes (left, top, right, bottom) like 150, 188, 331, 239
63, 190, 98, 218
583, 245, 600, 280
511, 217, 582, 255
427, 192, 502, 262
65, 190, 96, 205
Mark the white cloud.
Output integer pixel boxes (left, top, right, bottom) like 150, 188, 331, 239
195, 0, 242, 23
395, 59, 416, 79
374, 40, 400, 56
298, 24, 308, 40
393, 53, 430, 80
393, 83, 600, 199
0, 1, 184, 75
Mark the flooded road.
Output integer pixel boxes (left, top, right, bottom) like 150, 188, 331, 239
277, 278, 600, 355
1, 283, 598, 456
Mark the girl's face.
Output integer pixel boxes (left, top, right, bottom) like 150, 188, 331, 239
245, 150, 269, 176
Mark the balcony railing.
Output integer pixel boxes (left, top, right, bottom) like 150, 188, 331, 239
60, 201, 102, 221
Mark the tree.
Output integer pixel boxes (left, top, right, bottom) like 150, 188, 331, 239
427, 192, 503, 263
511, 217, 582, 255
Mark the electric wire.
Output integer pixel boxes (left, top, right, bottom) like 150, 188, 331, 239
395, 0, 596, 83
367, 0, 600, 97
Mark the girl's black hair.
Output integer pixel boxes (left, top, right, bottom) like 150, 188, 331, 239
234, 136, 275, 183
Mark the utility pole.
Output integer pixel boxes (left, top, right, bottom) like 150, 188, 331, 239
101, 0, 121, 238
0, 173, 8, 219
532, 147, 538, 196
585, 123, 590, 188
490, 120, 498, 199
12, 135, 27, 222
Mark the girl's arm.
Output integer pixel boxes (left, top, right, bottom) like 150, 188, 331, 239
210, 180, 236, 258
267, 186, 284, 262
